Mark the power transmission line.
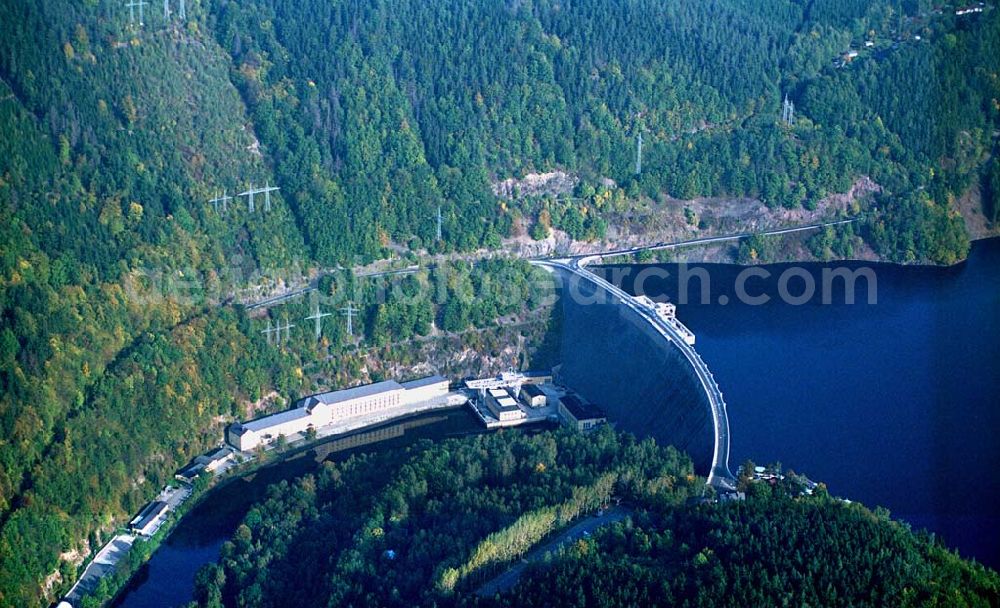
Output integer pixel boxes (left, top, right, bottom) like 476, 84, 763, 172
238, 186, 256, 212
279, 317, 295, 344
340, 302, 359, 338
635, 129, 643, 176
782, 93, 795, 127
426, 206, 443, 243
209, 191, 231, 214
261, 182, 279, 212
126, 0, 147, 25
238, 183, 280, 213
261, 319, 279, 345
305, 295, 333, 340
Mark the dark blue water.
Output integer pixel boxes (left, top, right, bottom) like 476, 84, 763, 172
610, 238, 1000, 567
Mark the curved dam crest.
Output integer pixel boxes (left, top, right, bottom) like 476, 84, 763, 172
546, 265, 724, 479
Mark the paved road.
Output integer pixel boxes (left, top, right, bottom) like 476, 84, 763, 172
534, 257, 736, 490
551, 217, 860, 262
244, 265, 423, 310
475, 507, 631, 597
244, 218, 858, 310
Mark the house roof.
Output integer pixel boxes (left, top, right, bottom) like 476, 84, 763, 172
311, 380, 404, 406
521, 384, 545, 398
131, 501, 168, 529
203, 447, 232, 461
400, 375, 448, 390
560, 395, 605, 421
493, 395, 520, 411
242, 407, 311, 432
193, 447, 233, 465
176, 462, 205, 480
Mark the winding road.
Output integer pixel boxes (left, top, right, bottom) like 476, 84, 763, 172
244, 265, 422, 310
475, 507, 632, 597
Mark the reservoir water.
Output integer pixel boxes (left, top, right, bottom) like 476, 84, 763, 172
603, 237, 1000, 567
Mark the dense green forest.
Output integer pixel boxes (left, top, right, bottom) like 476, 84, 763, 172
191, 427, 700, 607
1, 0, 999, 605
209, 0, 999, 263
483, 492, 1000, 607
189, 428, 999, 607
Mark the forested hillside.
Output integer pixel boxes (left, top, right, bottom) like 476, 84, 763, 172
483, 489, 1000, 607
190, 428, 1000, 608
0, 2, 301, 604
192, 427, 700, 607
1, 0, 998, 605
209, 0, 999, 263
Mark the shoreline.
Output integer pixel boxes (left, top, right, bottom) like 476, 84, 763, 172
239, 225, 999, 313
599, 233, 1000, 270
87, 404, 474, 608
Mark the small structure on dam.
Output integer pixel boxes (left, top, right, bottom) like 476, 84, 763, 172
635, 295, 696, 346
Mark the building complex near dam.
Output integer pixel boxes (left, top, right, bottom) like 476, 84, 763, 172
229, 368, 611, 453
230, 255, 736, 493
228, 375, 450, 451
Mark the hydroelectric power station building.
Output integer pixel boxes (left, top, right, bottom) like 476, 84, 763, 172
228, 375, 449, 451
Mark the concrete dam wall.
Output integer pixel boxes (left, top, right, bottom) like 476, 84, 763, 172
554, 269, 716, 474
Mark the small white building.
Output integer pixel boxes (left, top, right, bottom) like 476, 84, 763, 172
130, 501, 169, 537
201, 447, 235, 473
637, 295, 679, 321
484, 388, 526, 422
637, 295, 696, 345
558, 395, 606, 432
653, 301, 676, 318
176, 447, 236, 482
520, 383, 547, 408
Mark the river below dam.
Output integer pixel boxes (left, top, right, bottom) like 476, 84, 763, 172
112, 408, 488, 608
113, 238, 1000, 606
601, 236, 1000, 568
